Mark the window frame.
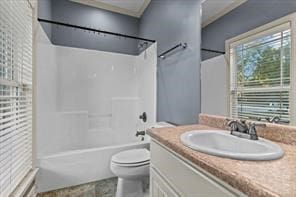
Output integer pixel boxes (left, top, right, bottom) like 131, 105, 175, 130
225, 12, 296, 125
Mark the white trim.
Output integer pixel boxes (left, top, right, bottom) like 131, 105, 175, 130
202, 0, 247, 28
225, 12, 296, 124
70, 0, 151, 18
229, 22, 291, 48
10, 168, 39, 197
138, 0, 151, 17
32, 0, 38, 169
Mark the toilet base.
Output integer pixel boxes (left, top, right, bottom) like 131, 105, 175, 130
116, 178, 144, 197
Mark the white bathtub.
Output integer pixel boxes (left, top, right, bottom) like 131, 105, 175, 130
36, 141, 149, 193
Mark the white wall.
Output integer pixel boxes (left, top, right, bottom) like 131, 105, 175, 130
201, 55, 228, 116
36, 25, 157, 158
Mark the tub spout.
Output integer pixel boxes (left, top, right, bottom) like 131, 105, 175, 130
135, 130, 146, 137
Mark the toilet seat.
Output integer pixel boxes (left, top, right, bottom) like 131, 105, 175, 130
112, 160, 150, 167
111, 149, 150, 167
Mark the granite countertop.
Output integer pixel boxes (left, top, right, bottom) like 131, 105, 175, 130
147, 124, 296, 197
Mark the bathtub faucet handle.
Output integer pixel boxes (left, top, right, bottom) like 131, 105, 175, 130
139, 112, 147, 122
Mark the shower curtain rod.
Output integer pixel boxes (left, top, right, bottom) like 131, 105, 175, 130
38, 18, 156, 43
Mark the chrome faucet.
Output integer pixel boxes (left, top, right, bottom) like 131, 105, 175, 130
226, 119, 266, 140
227, 119, 248, 134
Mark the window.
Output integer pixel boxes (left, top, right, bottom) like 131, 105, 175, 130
228, 22, 292, 124
0, 0, 33, 196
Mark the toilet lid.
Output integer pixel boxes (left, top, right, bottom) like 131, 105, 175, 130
111, 149, 150, 164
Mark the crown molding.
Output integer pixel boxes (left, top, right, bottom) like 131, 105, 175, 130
70, 0, 151, 18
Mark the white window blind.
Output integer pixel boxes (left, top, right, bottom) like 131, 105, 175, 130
230, 23, 291, 124
0, 0, 33, 196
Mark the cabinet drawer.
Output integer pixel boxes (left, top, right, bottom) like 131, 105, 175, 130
151, 140, 240, 197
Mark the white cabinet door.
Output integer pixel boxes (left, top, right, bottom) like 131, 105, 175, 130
150, 168, 179, 197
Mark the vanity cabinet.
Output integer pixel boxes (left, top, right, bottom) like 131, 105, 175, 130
151, 168, 179, 197
150, 140, 245, 197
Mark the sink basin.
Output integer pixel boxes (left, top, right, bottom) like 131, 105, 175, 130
180, 130, 284, 161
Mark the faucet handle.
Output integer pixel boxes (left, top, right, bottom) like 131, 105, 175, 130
225, 118, 236, 125
139, 112, 147, 122
248, 123, 258, 140
247, 122, 266, 140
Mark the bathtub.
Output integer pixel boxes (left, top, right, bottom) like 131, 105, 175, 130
36, 141, 149, 193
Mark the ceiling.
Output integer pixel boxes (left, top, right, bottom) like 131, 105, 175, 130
202, 0, 247, 27
70, 0, 151, 18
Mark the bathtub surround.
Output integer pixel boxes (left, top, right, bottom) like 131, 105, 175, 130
36, 25, 156, 156
148, 114, 296, 196
36, 24, 156, 192
139, 0, 202, 125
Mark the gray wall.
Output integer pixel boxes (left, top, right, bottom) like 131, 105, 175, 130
139, 0, 202, 125
202, 0, 296, 60
39, 0, 141, 55
38, 0, 52, 40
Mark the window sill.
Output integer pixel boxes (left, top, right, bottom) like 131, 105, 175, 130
11, 168, 39, 197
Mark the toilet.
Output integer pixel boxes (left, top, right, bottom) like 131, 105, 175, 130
110, 148, 150, 197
